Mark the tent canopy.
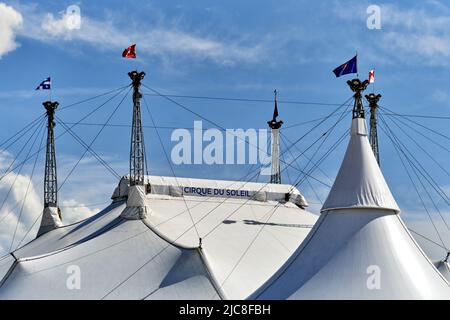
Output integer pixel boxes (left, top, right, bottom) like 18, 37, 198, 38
250, 117, 450, 300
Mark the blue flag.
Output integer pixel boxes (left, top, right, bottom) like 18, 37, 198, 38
36, 77, 51, 90
332, 55, 357, 77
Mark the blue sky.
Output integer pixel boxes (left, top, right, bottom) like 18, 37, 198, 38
1, 0, 450, 258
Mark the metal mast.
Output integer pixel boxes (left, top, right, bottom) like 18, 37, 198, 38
268, 90, 283, 184
347, 78, 369, 119
365, 93, 382, 165
43, 101, 59, 209
38, 100, 62, 237
128, 71, 146, 186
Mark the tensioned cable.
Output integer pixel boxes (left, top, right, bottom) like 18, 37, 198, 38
0, 118, 46, 222
58, 85, 131, 111
289, 104, 351, 192
151, 123, 333, 245
280, 131, 333, 184
103, 107, 354, 299
0, 117, 44, 178
379, 112, 450, 206
143, 83, 347, 188
385, 112, 450, 178
142, 92, 346, 107
142, 95, 201, 241
59, 200, 112, 208
383, 109, 450, 154
58, 87, 131, 191
9, 124, 46, 252
14, 196, 113, 247
379, 115, 448, 249
280, 135, 323, 205
0, 123, 47, 228
143, 91, 450, 119
217, 203, 283, 291
0, 113, 46, 152
106, 201, 281, 300
383, 112, 450, 121
283, 100, 352, 197
295, 129, 348, 190
130, 94, 351, 235
380, 112, 450, 206
409, 228, 448, 251
381, 105, 450, 141
278, 97, 353, 161
154, 102, 351, 235
62, 121, 339, 131
280, 139, 292, 185
0, 86, 131, 184
379, 112, 450, 237
56, 118, 121, 179
378, 114, 448, 250
61, 123, 335, 187
200, 125, 341, 241
284, 113, 344, 130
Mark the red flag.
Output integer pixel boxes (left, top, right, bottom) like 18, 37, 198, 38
368, 69, 375, 83
122, 44, 136, 59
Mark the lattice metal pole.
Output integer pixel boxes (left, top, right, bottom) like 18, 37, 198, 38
128, 71, 146, 186
365, 93, 382, 165
347, 78, 369, 119
268, 90, 283, 184
43, 101, 59, 208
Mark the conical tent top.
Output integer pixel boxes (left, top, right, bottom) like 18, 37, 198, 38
321, 88, 399, 213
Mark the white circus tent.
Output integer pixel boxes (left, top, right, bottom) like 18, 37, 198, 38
434, 258, 450, 283
250, 116, 450, 300
0, 177, 316, 299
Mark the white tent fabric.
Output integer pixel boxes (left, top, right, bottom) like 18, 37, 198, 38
143, 192, 317, 299
322, 118, 400, 213
434, 261, 450, 283
121, 185, 148, 220
0, 255, 15, 286
250, 117, 450, 300
14, 202, 125, 259
0, 206, 220, 300
113, 175, 309, 208
37, 206, 63, 237
0, 176, 316, 300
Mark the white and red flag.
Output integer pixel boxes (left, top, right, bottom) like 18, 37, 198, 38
122, 44, 137, 59
368, 69, 375, 83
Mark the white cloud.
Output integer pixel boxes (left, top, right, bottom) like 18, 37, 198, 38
333, 1, 450, 66
0, 150, 42, 254
59, 199, 99, 222
0, 150, 110, 256
0, 2, 23, 58
16, 4, 265, 66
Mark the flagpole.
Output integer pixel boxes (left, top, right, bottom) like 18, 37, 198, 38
356, 50, 359, 79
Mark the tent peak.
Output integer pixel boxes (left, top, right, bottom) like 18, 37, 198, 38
321, 117, 399, 213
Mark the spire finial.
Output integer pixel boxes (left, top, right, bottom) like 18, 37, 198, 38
268, 90, 283, 184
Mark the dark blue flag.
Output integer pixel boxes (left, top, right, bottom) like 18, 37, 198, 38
332, 55, 357, 77
36, 77, 51, 90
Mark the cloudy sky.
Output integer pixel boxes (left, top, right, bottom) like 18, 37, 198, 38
1, 0, 450, 259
